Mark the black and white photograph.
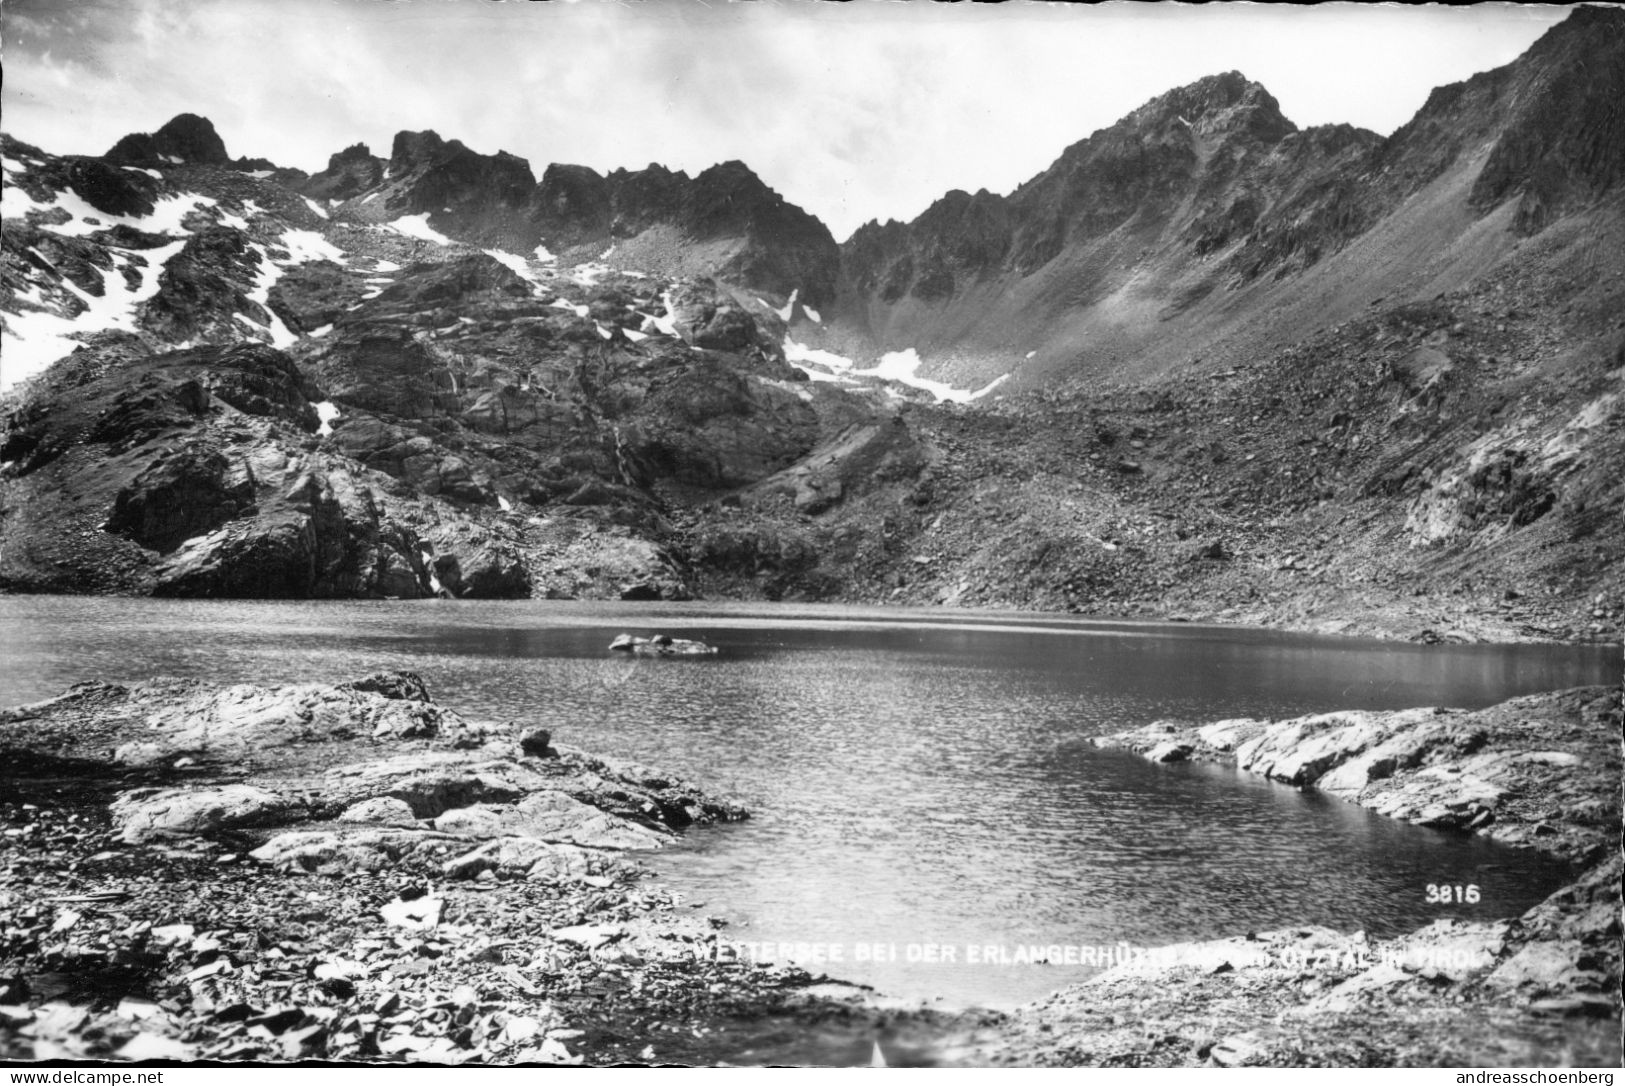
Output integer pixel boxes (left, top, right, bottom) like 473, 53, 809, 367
0, 0, 1621, 1071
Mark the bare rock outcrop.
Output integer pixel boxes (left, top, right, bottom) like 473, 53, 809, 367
0, 672, 751, 886
608, 633, 719, 657
110, 674, 499, 764
1092, 685, 1620, 863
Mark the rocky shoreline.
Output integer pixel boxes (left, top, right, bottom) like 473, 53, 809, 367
971, 685, 1621, 1067
1091, 686, 1621, 865
0, 672, 981, 1065
0, 675, 1619, 1066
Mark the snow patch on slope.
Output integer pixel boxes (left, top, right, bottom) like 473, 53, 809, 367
389, 214, 452, 245
4, 187, 218, 239
863, 348, 1009, 404
782, 339, 1007, 402
784, 337, 856, 377
242, 243, 301, 348
278, 229, 347, 265
637, 291, 680, 338
775, 289, 799, 323
0, 240, 188, 389
1, 185, 52, 219
314, 400, 341, 436
483, 249, 547, 287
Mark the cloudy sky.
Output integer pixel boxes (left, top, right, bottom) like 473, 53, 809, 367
2, 0, 1570, 240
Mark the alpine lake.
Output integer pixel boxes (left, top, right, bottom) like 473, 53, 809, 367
1, 596, 1617, 1009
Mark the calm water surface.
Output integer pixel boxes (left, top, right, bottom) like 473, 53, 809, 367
1, 597, 1618, 1008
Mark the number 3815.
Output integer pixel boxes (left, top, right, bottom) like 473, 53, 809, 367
1426, 883, 1481, 904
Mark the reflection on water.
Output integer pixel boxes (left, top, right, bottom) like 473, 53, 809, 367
1, 597, 1617, 1008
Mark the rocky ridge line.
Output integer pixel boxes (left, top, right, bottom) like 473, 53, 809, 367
2, 6, 1622, 643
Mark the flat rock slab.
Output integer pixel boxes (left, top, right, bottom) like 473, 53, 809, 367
249, 825, 603, 886
433, 793, 670, 851
111, 784, 303, 843
322, 753, 560, 818
440, 835, 593, 881
336, 796, 419, 824
110, 672, 499, 764
247, 827, 473, 874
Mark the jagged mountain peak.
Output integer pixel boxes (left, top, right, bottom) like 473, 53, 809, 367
300, 142, 386, 202
1466, 4, 1625, 232
1122, 70, 1295, 144
1359, 4, 1625, 236
929, 188, 1001, 210
386, 129, 531, 173
373, 130, 537, 227
1525, 3, 1624, 56
542, 162, 606, 185
690, 160, 788, 210
696, 160, 763, 183
329, 142, 377, 165
608, 162, 684, 179
388, 128, 453, 166
829, 2, 1625, 394
105, 112, 231, 167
